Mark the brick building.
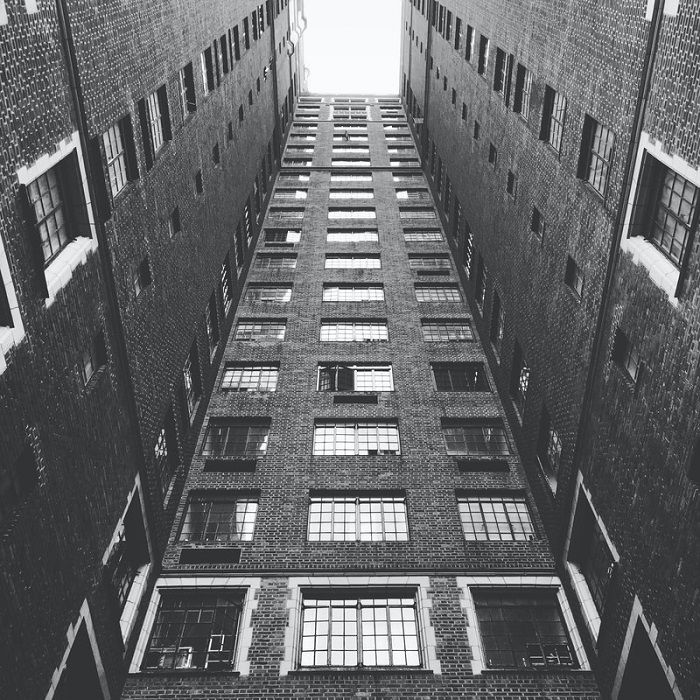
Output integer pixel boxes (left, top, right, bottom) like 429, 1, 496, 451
401, 0, 700, 698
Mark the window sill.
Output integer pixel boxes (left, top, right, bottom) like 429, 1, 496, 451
620, 236, 679, 306
131, 669, 240, 677
287, 667, 433, 676
0, 323, 26, 376
44, 236, 98, 308
536, 456, 558, 496
480, 667, 585, 675
566, 561, 601, 643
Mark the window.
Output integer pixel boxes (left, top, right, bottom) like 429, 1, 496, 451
244, 285, 292, 302
320, 320, 388, 341
564, 256, 584, 299
233, 319, 286, 341
568, 492, 616, 624
220, 255, 233, 315
473, 120, 480, 140
331, 173, 372, 182
328, 208, 376, 220
0, 446, 38, 533
474, 256, 487, 309
132, 256, 152, 297
611, 328, 641, 382
513, 64, 532, 121
322, 285, 384, 302
463, 226, 474, 275
432, 363, 489, 391
473, 589, 577, 669
632, 154, 698, 267
194, 169, 204, 194
537, 407, 562, 492
540, 86, 567, 153
206, 293, 219, 352
510, 342, 530, 413
182, 341, 201, 418
442, 421, 509, 456
318, 364, 393, 392
490, 291, 505, 354
168, 206, 181, 238
415, 285, 462, 302
243, 17, 250, 49
408, 255, 451, 270
477, 35, 489, 75
80, 331, 107, 386
530, 206, 545, 239
399, 207, 437, 220
233, 25, 241, 59
329, 190, 374, 200
179, 495, 258, 542
201, 47, 215, 94
326, 230, 379, 243
212, 143, 220, 166
396, 189, 429, 200
421, 319, 473, 342
138, 85, 171, 169
254, 253, 297, 269
325, 255, 381, 269
578, 116, 615, 196
488, 143, 497, 166
461, 102, 467, 121
221, 363, 279, 392
308, 495, 407, 541
404, 229, 443, 243
299, 590, 420, 667
313, 422, 400, 455
264, 228, 301, 244
142, 591, 244, 670
506, 171, 517, 198
274, 189, 308, 200
102, 122, 130, 197
154, 409, 178, 499
454, 17, 462, 49
465, 24, 474, 61
202, 420, 270, 457
332, 160, 371, 167
493, 48, 506, 93
459, 494, 534, 541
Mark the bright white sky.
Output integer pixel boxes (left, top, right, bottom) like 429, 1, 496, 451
303, 0, 402, 95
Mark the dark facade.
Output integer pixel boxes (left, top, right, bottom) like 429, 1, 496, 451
401, 0, 699, 698
0, 1, 303, 698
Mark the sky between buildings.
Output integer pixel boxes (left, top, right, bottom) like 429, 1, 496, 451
303, 0, 402, 95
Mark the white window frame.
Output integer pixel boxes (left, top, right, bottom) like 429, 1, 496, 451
129, 577, 261, 675
16, 131, 98, 309
457, 575, 590, 675
562, 472, 620, 643
0, 232, 26, 377
0, 1, 7, 24
280, 575, 441, 675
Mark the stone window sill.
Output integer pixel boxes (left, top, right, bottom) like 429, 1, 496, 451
620, 236, 679, 306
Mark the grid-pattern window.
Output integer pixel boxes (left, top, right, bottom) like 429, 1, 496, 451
244, 286, 292, 302
179, 496, 258, 542
146, 90, 165, 154
325, 255, 381, 269
221, 364, 279, 391
202, 421, 270, 457
638, 156, 698, 266
274, 189, 308, 200
580, 117, 615, 195
331, 173, 373, 182
320, 321, 388, 341
299, 591, 420, 667
421, 319, 473, 342
323, 285, 384, 302
474, 589, 577, 669
27, 168, 70, 264
611, 328, 641, 382
443, 422, 509, 455
475, 257, 487, 309
399, 208, 437, 219
278, 172, 311, 182
264, 229, 302, 244
432, 363, 489, 391
313, 422, 400, 455
329, 190, 374, 199
269, 207, 305, 219
333, 135, 369, 142
102, 123, 128, 196
332, 147, 370, 155
328, 209, 377, 220
154, 412, 177, 498
513, 64, 532, 121
332, 160, 371, 167
404, 230, 443, 242
459, 494, 535, 541
220, 256, 233, 314
182, 342, 201, 417
537, 407, 563, 491
415, 285, 462, 303
233, 320, 286, 341
254, 254, 297, 269
408, 255, 451, 270
318, 364, 393, 392
326, 230, 379, 243
308, 496, 408, 541
541, 86, 567, 153
142, 592, 244, 670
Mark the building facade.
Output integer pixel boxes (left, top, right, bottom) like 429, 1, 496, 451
0, 1, 303, 698
401, 1, 699, 698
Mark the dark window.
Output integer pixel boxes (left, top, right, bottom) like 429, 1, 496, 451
540, 85, 566, 152
463, 225, 473, 275
564, 256, 584, 299
442, 421, 510, 456
80, 331, 107, 386
154, 408, 179, 499
461, 102, 467, 121
0, 446, 38, 532
243, 17, 250, 49
202, 47, 215, 93
252, 10, 259, 40
179, 63, 197, 117
239, 104, 244, 122
459, 493, 534, 541
432, 363, 489, 391
133, 256, 152, 297
509, 341, 530, 413
318, 364, 393, 392
206, 292, 220, 352
488, 143, 497, 166
474, 589, 577, 669
632, 153, 698, 267
568, 494, 615, 615
537, 407, 562, 492
220, 34, 230, 74
688, 436, 700, 485
530, 206, 544, 239
454, 17, 462, 49
299, 590, 421, 667
142, 592, 245, 670
137, 85, 171, 170
195, 169, 204, 194
179, 495, 258, 542
578, 115, 615, 196
0, 269, 12, 328
169, 206, 181, 237
212, 143, 220, 165
183, 341, 202, 418
611, 328, 641, 382
233, 25, 241, 60
202, 420, 270, 457
451, 88, 456, 105
513, 63, 532, 120
465, 25, 474, 61
477, 35, 489, 75
506, 170, 517, 197
489, 290, 504, 353
493, 48, 506, 93
473, 120, 480, 140
227, 121, 234, 142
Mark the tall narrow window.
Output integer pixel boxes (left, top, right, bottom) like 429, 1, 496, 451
80, 331, 107, 386
490, 291, 504, 354
182, 341, 201, 419
477, 36, 489, 76
611, 328, 641, 382
206, 293, 219, 352
102, 123, 129, 197
540, 86, 567, 153
513, 64, 532, 121
578, 116, 615, 196
537, 407, 562, 492
178, 63, 197, 119
510, 341, 530, 414
220, 255, 233, 314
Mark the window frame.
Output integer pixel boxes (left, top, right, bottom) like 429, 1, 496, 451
458, 492, 535, 542
312, 421, 401, 456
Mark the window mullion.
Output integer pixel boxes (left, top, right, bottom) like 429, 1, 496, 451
356, 600, 363, 666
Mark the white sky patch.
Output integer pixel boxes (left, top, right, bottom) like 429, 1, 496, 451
303, 0, 401, 95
